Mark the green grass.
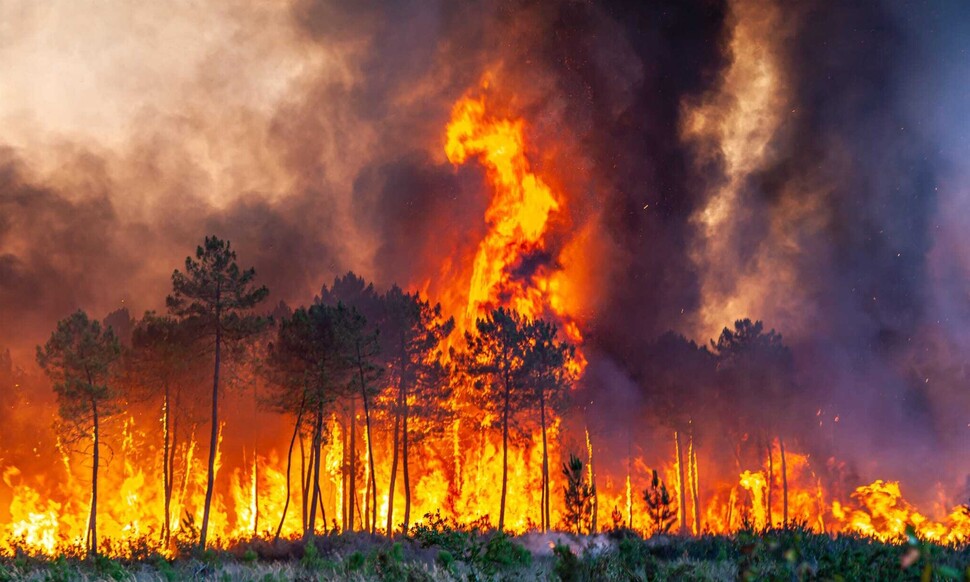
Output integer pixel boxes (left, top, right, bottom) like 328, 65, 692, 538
2, 524, 970, 580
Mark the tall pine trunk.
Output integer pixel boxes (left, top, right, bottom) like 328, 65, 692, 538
499, 376, 510, 531
305, 405, 324, 539
675, 431, 688, 535
341, 417, 348, 530
162, 383, 172, 545
539, 388, 549, 532
402, 399, 411, 530
300, 435, 308, 532
276, 394, 305, 541
766, 438, 774, 527
356, 346, 377, 534
386, 385, 402, 535
587, 429, 597, 533
88, 398, 100, 557
780, 437, 789, 528
690, 434, 701, 534
348, 401, 357, 532
167, 404, 179, 546
253, 451, 259, 537
199, 297, 221, 549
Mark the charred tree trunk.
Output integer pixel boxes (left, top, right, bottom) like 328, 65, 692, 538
386, 383, 402, 535
356, 345, 377, 534
780, 437, 789, 528
199, 294, 221, 549
300, 434, 308, 532
168, 411, 179, 546
348, 401, 357, 532
587, 430, 597, 533
305, 404, 324, 539
253, 451, 259, 537
318, 481, 327, 531
341, 417, 348, 530
499, 374, 511, 532
162, 383, 172, 545
276, 394, 305, 541
675, 430, 688, 535
766, 437, 774, 527
88, 397, 100, 557
402, 397, 412, 530
689, 432, 701, 534
539, 388, 550, 532
315, 480, 327, 531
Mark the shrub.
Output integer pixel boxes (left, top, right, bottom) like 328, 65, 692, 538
300, 539, 326, 572
553, 543, 580, 582
481, 532, 531, 572
345, 550, 366, 572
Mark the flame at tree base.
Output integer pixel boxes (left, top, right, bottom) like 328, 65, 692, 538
1, 77, 968, 559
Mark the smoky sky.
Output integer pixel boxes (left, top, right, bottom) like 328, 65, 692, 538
1, 0, 969, 490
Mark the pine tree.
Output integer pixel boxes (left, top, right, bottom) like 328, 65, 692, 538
524, 319, 575, 532
460, 307, 531, 532
166, 236, 268, 548
129, 312, 202, 545
381, 286, 453, 534
562, 454, 595, 535
643, 469, 676, 535
36, 310, 121, 556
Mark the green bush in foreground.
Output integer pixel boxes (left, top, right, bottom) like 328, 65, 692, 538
2, 525, 970, 581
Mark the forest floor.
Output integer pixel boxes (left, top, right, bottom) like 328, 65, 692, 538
2, 523, 970, 581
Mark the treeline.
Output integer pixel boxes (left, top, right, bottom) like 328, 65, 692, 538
627, 321, 808, 536
33, 236, 576, 556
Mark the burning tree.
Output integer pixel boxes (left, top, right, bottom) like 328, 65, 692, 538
712, 319, 796, 528
380, 285, 454, 534
460, 308, 531, 532
36, 310, 122, 556
639, 332, 716, 534
524, 319, 575, 532
460, 307, 575, 531
562, 454, 595, 535
340, 307, 383, 534
166, 236, 269, 548
128, 313, 204, 545
265, 303, 359, 539
317, 274, 385, 533
261, 307, 308, 540
643, 469, 676, 536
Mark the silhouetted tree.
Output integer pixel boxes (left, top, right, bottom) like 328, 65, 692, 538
267, 304, 353, 539
711, 319, 795, 527
129, 312, 202, 545
562, 453, 595, 535
262, 307, 312, 540
36, 310, 121, 556
524, 319, 575, 532
317, 273, 383, 532
166, 236, 268, 548
643, 469, 676, 535
340, 307, 383, 533
460, 307, 531, 532
381, 286, 453, 534
640, 332, 716, 534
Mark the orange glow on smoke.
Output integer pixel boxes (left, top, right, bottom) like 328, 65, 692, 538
2, 77, 969, 558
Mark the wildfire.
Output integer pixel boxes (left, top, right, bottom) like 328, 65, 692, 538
444, 85, 586, 373
0, 78, 968, 559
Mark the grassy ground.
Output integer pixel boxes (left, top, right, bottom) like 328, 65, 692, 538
2, 524, 970, 581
